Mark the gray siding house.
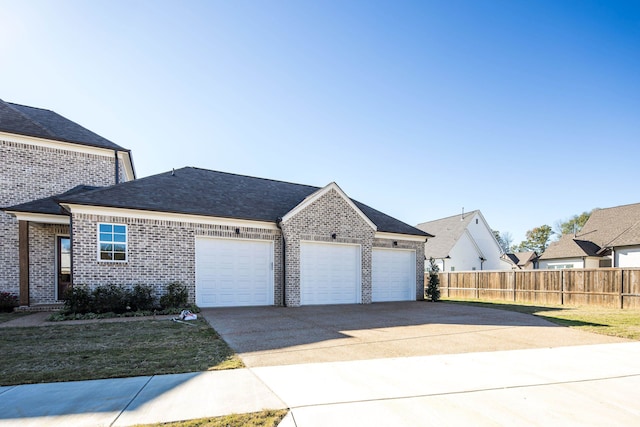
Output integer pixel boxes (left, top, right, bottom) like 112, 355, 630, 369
2, 99, 430, 308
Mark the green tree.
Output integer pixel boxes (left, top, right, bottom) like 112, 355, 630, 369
426, 258, 441, 302
513, 225, 554, 254
555, 211, 592, 236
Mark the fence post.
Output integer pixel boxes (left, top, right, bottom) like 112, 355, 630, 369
620, 269, 624, 309
513, 270, 516, 302
561, 269, 564, 306
476, 271, 480, 299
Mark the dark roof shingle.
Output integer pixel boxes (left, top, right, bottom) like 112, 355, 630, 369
58, 167, 428, 236
0, 99, 127, 151
4, 185, 102, 215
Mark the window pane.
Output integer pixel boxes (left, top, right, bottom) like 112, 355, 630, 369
99, 224, 112, 233
100, 243, 113, 252
114, 234, 126, 242
114, 252, 126, 261
114, 244, 126, 253
100, 252, 113, 260
114, 225, 126, 234
100, 233, 113, 242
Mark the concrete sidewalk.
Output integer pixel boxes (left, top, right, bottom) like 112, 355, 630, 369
1, 342, 639, 426
268, 342, 640, 426
0, 369, 286, 427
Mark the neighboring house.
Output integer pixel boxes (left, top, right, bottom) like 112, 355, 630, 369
0, 99, 135, 306
502, 252, 538, 270
416, 210, 510, 272
539, 202, 640, 269
2, 100, 431, 308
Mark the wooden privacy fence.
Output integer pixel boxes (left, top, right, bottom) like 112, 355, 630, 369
430, 268, 640, 309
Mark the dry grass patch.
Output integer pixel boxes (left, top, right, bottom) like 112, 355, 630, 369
131, 410, 288, 427
443, 298, 640, 340
0, 318, 243, 386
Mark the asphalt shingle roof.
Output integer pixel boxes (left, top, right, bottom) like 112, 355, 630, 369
0, 99, 127, 151
577, 203, 640, 248
539, 236, 601, 260
415, 211, 479, 258
58, 167, 428, 237
4, 186, 101, 215
503, 251, 538, 267
540, 202, 640, 260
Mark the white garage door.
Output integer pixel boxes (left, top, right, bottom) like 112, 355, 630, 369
372, 248, 416, 302
195, 237, 274, 307
300, 242, 360, 305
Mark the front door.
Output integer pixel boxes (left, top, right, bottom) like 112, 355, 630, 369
57, 236, 71, 300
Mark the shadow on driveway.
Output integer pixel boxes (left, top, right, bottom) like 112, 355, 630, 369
200, 301, 627, 367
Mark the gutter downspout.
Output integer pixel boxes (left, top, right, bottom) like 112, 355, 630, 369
114, 150, 120, 184
276, 218, 286, 307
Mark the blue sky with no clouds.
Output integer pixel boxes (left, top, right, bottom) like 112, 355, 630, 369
1, 0, 638, 244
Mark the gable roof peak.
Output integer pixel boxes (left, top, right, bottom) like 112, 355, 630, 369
281, 181, 377, 231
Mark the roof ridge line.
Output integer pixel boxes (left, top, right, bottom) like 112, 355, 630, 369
3, 101, 57, 139
603, 218, 640, 247
186, 166, 322, 189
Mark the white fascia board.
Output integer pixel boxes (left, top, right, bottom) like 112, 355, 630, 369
0, 131, 117, 158
464, 229, 485, 258
5, 211, 70, 225
118, 151, 136, 181
375, 231, 427, 242
281, 182, 377, 231
476, 211, 504, 253
61, 204, 279, 230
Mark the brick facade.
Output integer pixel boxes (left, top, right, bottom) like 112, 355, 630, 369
0, 138, 126, 304
280, 188, 376, 306
70, 188, 424, 308
72, 213, 283, 305
2, 136, 424, 307
29, 223, 70, 304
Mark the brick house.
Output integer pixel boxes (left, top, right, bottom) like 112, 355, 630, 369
2, 100, 431, 308
1, 99, 135, 307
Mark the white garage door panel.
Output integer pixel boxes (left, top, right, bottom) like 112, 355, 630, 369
372, 249, 416, 302
196, 238, 273, 307
301, 242, 360, 305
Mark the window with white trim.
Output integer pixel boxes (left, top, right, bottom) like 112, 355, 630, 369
98, 223, 127, 261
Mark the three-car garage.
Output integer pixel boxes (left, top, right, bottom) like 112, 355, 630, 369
195, 237, 417, 307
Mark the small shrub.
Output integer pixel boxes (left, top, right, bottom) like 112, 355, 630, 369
0, 292, 18, 312
62, 285, 92, 314
160, 281, 188, 309
93, 284, 128, 313
426, 258, 441, 302
129, 284, 156, 311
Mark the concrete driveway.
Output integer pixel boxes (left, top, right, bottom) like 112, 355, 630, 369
200, 301, 626, 367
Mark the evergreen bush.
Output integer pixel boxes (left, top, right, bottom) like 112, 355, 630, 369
426, 258, 441, 302
0, 292, 18, 312
160, 282, 189, 309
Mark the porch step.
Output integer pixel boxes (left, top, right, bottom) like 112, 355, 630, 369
15, 304, 63, 312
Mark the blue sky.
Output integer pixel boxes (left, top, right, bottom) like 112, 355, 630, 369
2, 0, 638, 244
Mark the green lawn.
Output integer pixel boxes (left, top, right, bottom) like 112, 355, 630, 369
131, 410, 288, 427
0, 318, 243, 386
443, 298, 640, 340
